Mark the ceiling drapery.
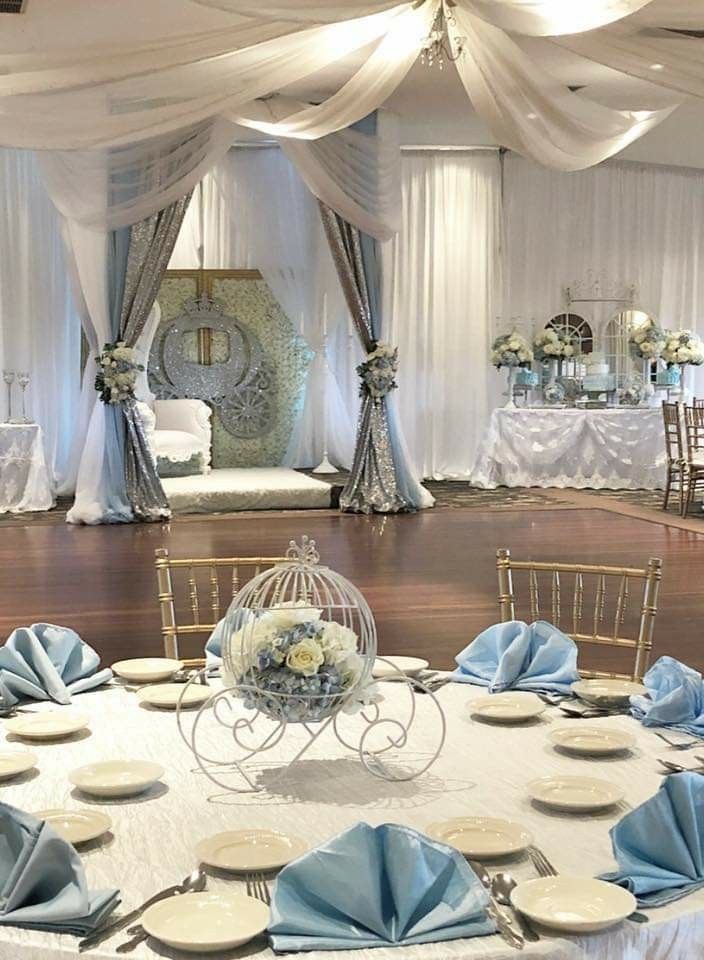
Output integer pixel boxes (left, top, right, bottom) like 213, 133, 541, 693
0, 0, 701, 234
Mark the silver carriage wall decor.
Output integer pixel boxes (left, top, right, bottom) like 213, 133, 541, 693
149, 292, 276, 440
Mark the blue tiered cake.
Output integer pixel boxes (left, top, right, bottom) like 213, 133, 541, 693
582, 354, 615, 392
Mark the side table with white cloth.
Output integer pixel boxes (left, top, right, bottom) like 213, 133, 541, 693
470, 408, 667, 490
0, 423, 53, 513
1, 682, 703, 960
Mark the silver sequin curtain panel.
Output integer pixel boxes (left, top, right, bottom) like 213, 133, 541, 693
119, 193, 192, 521
319, 201, 411, 514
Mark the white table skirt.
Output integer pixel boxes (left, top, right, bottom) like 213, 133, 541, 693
470, 408, 667, 490
2, 682, 703, 960
0, 423, 53, 513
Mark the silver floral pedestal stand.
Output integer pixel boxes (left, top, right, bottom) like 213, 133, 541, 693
176, 537, 447, 796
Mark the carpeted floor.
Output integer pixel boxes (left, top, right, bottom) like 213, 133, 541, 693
1, 480, 700, 526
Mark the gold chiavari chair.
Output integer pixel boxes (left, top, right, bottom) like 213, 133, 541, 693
496, 549, 662, 681
154, 547, 288, 661
682, 404, 704, 516
661, 401, 685, 514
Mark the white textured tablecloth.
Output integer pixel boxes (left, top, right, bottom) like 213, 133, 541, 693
0, 423, 53, 513
470, 408, 667, 490
2, 682, 703, 960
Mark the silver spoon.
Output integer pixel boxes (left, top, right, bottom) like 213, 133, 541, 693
491, 873, 539, 941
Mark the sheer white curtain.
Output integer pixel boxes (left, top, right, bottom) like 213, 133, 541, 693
169, 147, 358, 469
503, 154, 704, 394
382, 150, 502, 479
0, 149, 80, 489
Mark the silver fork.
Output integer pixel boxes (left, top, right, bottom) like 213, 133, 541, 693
528, 847, 648, 923
246, 872, 271, 906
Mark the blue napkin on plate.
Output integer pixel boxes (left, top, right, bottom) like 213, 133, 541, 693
268, 822, 495, 951
630, 656, 704, 738
0, 623, 112, 708
601, 773, 704, 907
0, 802, 119, 935
451, 620, 579, 694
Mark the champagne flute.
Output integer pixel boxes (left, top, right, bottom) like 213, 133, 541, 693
17, 372, 30, 423
2, 370, 14, 423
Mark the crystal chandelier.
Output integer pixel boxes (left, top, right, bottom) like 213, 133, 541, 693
419, 1, 466, 69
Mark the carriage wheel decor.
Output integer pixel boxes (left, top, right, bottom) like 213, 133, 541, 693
177, 536, 447, 794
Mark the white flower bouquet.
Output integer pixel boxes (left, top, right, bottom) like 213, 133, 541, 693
491, 331, 533, 368
94, 341, 143, 404
533, 328, 577, 362
357, 342, 398, 399
230, 602, 368, 722
629, 318, 665, 361
661, 330, 704, 367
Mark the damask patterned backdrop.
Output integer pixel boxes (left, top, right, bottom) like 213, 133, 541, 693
150, 272, 313, 468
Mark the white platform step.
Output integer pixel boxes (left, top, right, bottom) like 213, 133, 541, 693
162, 468, 333, 514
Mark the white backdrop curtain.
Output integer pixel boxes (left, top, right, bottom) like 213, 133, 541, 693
503, 153, 704, 396
169, 147, 358, 470
382, 150, 503, 480
0, 150, 80, 490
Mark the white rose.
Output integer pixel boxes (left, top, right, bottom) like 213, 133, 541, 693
517, 349, 529, 362
286, 638, 324, 676
677, 347, 691, 362
508, 339, 520, 351
546, 330, 559, 342
634, 331, 646, 344
641, 342, 653, 355
563, 344, 574, 357
262, 601, 323, 631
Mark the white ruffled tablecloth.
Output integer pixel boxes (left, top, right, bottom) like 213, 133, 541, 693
470, 408, 667, 490
2, 681, 703, 960
0, 423, 53, 513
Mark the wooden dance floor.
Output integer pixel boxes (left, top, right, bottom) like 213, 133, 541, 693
2, 506, 703, 673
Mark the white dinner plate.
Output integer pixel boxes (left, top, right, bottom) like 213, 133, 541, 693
511, 876, 636, 933
142, 891, 269, 953
4, 711, 89, 741
372, 656, 430, 679
69, 760, 164, 798
427, 817, 533, 859
470, 692, 546, 724
528, 775, 624, 812
549, 725, 635, 756
137, 683, 212, 710
112, 657, 182, 683
196, 829, 307, 872
36, 808, 112, 845
572, 679, 646, 708
0, 749, 38, 780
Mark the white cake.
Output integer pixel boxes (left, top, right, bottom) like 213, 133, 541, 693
583, 354, 615, 392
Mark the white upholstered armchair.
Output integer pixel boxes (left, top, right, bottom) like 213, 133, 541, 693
136, 399, 212, 477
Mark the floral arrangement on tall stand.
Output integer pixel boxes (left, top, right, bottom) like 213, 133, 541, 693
629, 318, 665, 397
94, 341, 143, 405
490, 332, 533, 409
357, 343, 398, 400
176, 537, 447, 795
662, 330, 704, 396
533, 328, 579, 391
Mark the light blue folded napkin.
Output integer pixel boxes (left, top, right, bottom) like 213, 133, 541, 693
268, 822, 495, 951
601, 773, 704, 907
0, 802, 119, 935
0, 623, 112, 708
451, 620, 579, 694
205, 618, 227, 667
630, 656, 704, 738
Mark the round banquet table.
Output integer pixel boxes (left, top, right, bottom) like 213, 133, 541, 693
3, 682, 703, 960
469, 407, 667, 490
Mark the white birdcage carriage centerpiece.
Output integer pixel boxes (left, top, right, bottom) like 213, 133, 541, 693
222, 536, 375, 724
177, 537, 446, 795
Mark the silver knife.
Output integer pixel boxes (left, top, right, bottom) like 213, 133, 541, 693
78, 882, 183, 951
